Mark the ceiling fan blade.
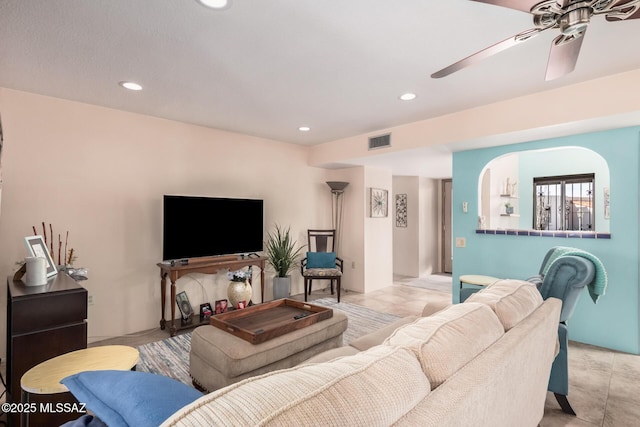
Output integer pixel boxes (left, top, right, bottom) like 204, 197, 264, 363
545, 29, 586, 81
431, 28, 541, 79
605, 0, 640, 21
470, 0, 542, 14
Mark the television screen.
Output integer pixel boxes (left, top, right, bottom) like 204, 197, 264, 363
163, 195, 264, 261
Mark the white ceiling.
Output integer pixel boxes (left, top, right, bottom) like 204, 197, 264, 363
1, 0, 639, 176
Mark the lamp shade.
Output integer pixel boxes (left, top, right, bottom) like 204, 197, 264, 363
326, 181, 349, 192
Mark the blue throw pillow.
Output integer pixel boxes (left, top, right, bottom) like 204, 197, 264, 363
306, 251, 336, 268
61, 370, 203, 427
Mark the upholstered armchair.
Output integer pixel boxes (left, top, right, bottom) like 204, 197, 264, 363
527, 246, 606, 416
300, 229, 343, 302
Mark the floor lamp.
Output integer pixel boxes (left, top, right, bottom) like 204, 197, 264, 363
326, 181, 349, 255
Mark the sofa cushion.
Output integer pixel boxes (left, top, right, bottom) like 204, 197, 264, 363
466, 279, 543, 331
383, 302, 504, 388
302, 345, 360, 364
162, 346, 430, 426
349, 315, 418, 351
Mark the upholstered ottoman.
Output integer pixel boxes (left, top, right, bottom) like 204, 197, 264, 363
190, 309, 348, 391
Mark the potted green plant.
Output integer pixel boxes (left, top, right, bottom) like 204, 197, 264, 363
265, 224, 304, 299
504, 202, 514, 215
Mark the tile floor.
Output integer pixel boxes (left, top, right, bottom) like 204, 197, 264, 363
3, 277, 638, 426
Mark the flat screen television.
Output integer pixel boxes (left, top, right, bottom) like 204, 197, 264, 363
163, 195, 264, 261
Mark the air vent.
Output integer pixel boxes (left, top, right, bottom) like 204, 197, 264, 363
368, 134, 391, 150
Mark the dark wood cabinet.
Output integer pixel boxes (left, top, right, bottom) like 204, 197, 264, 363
6, 273, 87, 426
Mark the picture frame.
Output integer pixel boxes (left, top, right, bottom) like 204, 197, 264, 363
370, 188, 388, 218
176, 291, 194, 320
199, 302, 213, 319
395, 193, 407, 227
215, 299, 229, 314
24, 235, 58, 278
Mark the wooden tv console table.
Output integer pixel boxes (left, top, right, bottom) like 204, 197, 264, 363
157, 255, 267, 336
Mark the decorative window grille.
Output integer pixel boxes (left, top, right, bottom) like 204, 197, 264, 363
533, 174, 594, 231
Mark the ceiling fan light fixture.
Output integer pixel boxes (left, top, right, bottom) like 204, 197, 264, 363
399, 93, 417, 101
560, 8, 591, 36
197, 0, 231, 10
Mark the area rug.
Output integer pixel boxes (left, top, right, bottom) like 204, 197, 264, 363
400, 274, 453, 293
136, 300, 400, 386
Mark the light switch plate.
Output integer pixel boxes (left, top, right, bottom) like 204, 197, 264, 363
455, 237, 466, 248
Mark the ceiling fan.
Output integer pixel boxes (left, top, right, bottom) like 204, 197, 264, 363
431, 0, 640, 81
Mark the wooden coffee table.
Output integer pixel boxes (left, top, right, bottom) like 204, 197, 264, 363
209, 299, 333, 344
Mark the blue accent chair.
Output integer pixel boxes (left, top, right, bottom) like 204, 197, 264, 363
527, 247, 596, 416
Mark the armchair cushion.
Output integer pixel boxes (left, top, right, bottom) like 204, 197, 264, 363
303, 268, 342, 277
305, 251, 336, 268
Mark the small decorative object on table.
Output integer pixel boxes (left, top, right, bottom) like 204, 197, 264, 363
24, 235, 58, 278
176, 291, 193, 321
200, 303, 213, 319
227, 267, 253, 308
215, 299, 228, 314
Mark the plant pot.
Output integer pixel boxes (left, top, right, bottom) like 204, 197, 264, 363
273, 276, 291, 300
227, 280, 252, 308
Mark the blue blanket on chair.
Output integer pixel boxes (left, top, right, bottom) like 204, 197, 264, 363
542, 246, 608, 303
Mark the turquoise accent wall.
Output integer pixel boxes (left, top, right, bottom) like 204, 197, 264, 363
453, 127, 640, 354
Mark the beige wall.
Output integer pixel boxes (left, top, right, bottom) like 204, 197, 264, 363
393, 176, 439, 277
0, 88, 332, 356
364, 167, 393, 292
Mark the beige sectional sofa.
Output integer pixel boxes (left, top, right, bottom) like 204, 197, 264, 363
162, 280, 561, 427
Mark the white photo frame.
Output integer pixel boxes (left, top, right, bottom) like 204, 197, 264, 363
24, 235, 58, 277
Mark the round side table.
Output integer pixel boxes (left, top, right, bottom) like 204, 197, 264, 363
21, 345, 139, 426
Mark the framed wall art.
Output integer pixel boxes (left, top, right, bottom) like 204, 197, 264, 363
370, 188, 388, 218
396, 194, 407, 227
24, 235, 58, 277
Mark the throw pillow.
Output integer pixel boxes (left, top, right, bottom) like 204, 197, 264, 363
61, 370, 203, 427
306, 251, 336, 268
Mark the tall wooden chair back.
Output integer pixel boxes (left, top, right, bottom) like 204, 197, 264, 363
308, 229, 336, 253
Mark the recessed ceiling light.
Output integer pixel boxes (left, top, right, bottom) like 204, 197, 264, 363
299, 126, 311, 132
399, 93, 417, 101
197, 0, 231, 9
119, 81, 143, 91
